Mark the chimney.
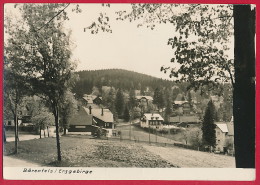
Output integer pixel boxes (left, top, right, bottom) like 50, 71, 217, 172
101, 108, 104, 116
89, 106, 92, 114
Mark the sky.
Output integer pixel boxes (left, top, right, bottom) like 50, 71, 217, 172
64, 4, 177, 79
4, 4, 234, 80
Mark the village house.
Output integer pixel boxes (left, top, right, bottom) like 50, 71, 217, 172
82, 94, 96, 105
215, 121, 234, 154
173, 94, 193, 115
85, 107, 115, 137
93, 96, 102, 105
140, 113, 164, 129
136, 96, 153, 106
68, 106, 94, 133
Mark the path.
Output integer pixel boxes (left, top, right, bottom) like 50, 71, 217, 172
6, 135, 40, 142
3, 156, 42, 167
143, 145, 236, 168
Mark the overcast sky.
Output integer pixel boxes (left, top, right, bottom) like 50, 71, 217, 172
64, 4, 177, 79
5, 4, 234, 80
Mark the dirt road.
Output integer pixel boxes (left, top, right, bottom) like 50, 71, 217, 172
143, 145, 236, 168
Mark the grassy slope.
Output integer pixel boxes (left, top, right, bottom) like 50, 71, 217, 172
4, 135, 235, 168
4, 136, 176, 168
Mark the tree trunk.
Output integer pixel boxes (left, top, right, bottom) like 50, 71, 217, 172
63, 122, 67, 135
14, 113, 18, 154
233, 5, 255, 168
44, 129, 46, 138
54, 105, 62, 161
47, 126, 50, 137
40, 125, 41, 139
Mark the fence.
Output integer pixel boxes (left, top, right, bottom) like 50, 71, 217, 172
106, 124, 235, 157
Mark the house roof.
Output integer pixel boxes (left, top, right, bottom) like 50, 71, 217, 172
216, 122, 229, 133
144, 113, 164, 121
83, 97, 93, 104
83, 94, 98, 104
85, 107, 114, 123
173, 100, 188, 105
136, 96, 153, 101
170, 115, 199, 123
69, 107, 93, 126
175, 93, 186, 101
226, 122, 234, 136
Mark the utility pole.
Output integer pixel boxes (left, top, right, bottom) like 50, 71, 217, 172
149, 122, 151, 144
129, 121, 131, 140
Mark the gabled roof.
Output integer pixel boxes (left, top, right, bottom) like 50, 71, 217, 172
83, 94, 98, 104
85, 107, 114, 123
173, 100, 188, 105
144, 113, 164, 121
226, 122, 234, 136
216, 122, 229, 133
136, 96, 153, 101
69, 107, 93, 126
175, 93, 186, 101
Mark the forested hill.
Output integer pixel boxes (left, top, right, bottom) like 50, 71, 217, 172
73, 69, 183, 96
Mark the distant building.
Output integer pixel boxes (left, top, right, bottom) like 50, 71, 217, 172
215, 121, 234, 154
82, 94, 102, 106
68, 107, 94, 132
86, 107, 115, 137
173, 93, 193, 115
136, 96, 153, 104
140, 113, 164, 129
93, 96, 102, 105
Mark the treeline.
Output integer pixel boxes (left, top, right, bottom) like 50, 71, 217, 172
73, 69, 188, 96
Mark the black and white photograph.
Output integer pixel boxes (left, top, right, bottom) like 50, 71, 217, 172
3, 3, 256, 180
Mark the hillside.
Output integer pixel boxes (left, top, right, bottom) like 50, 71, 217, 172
72, 69, 187, 96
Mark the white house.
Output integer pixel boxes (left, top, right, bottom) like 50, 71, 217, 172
215, 121, 234, 153
140, 113, 164, 129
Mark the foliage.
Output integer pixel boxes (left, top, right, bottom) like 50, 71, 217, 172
117, 4, 234, 91
153, 87, 165, 109
73, 69, 178, 96
132, 107, 141, 119
5, 4, 77, 161
202, 100, 216, 148
31, 110, 54, 134
123, 105, 130, 122
164, 89, 173, 123
60, 90, 78, 135
128, 88, 136, 109
115, 89, 125, 117
187, 127, 203, 147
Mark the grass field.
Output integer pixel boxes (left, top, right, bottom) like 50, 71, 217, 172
4, 136, 176, 167
4, 135, 235, 168
116, 124, 181, 144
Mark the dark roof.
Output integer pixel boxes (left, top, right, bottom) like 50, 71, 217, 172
69, 107, 92, 126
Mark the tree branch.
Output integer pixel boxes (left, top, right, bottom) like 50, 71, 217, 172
37, 3, 70, 32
